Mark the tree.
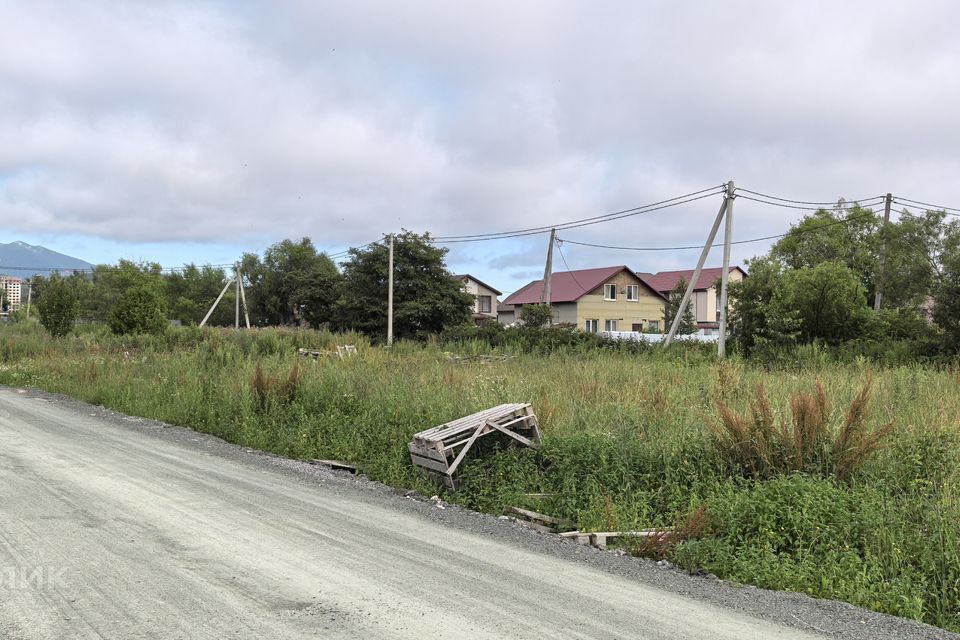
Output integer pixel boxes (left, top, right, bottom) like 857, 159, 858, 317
165, 264, 233, 326
241, 238, 341, 327
108, 286, 167, 335
729, 257, 800, 354
333, 231, 473, 339
778, 261, 872, 344
84, 260, 165, 322
933, 221, 960, 352
663, 277, 697, 335
36, 274, 81, 338
518, 303, 553, 327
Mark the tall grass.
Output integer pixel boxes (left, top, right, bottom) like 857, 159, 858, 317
1, 322, 959, 631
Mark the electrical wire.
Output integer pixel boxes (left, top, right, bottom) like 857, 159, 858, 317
892, 198, 960, 217
557, 210, 881, 252
432, 185, 725, 241
553, 240, 589, 293
736, 187, 883, 206
736, 193, 886, 211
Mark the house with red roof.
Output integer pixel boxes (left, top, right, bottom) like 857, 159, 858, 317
499, 266, 667, 332
639, 266, 746, 331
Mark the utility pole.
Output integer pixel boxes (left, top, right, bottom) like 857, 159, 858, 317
873, 193, 893, 311
200, 276, 233, 327
540, 228, 556, 308
387, 234, 394, 346
235, 263, 240, 329
238, 270, 251, 329
664, 194, 729, 347
717, 180, 735, 358
25, 278, 31, 318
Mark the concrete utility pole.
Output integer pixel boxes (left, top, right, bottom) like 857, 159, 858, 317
540, 228, 556, 305
663, 194, 729, 348
873, 193, 893, 311
200, 277, 233, 328
235, 264, 241, 330
387, 234, 394, 346
25, 279, 31, 318
717, 180, 735, 358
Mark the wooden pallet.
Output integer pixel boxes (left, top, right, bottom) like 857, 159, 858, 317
409, 403, 541, 490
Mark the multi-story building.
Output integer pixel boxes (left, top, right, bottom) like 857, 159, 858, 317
0, 275, 21, 312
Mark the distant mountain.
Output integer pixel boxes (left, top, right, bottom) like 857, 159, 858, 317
0, 241, 94, 279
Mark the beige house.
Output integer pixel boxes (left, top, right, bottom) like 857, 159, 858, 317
500, 266, 667, 332
640, 266, 746, 331
454, 274, 501, 322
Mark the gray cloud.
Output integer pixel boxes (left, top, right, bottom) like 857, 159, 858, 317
1, 0, 959, 293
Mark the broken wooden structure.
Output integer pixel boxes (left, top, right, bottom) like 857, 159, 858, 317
409, 403, 542, 490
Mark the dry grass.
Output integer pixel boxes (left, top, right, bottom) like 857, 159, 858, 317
711, 376, 894, 480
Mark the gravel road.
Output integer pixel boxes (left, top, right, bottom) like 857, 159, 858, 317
0, 387, 954, 639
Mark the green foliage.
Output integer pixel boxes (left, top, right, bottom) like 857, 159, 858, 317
36, 274, 81, 338
780, 261, 873, 344
333, 231, 473, 340
241, 238, 341, 328
84, 260, 165, 322
933, 221, 960, 353
729, 257, 800, 356
166, 264, 233, 326
518, 303, 553, 327
108, 286, 168, 335
2, 325, 960, 632
664, 277, 697, 335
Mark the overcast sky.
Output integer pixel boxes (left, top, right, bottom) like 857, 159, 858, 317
2, 1, 959, 294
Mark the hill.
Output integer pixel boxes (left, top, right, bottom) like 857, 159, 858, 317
0, 241, 93, 279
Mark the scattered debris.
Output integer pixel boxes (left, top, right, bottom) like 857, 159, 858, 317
308, 459, 357, 473
559, 529, 674, 550
443, 352, 513, 364
336, 345, 357, 359
408, 403, 542, 490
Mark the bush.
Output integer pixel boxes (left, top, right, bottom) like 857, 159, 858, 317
518, 303, 554, 327
108, 286, 168, 335
36, 275, 80, 338
710, 376, 894, 480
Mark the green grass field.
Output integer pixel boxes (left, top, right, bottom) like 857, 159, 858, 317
1, 322, 958, 632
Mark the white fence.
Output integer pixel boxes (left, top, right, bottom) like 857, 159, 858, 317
600, 331, 719, 344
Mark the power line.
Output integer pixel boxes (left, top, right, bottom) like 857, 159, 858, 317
432, 185, 725, 242
892, 198, 960, 217
736, 187, 883, 206
553, 240, 589, 293
736, 193, 886, 211
557, 209, 880, 252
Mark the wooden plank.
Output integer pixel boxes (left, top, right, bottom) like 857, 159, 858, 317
419, 404, 529, 442
445, 422, 488, 476
409, 453, 451, 474
503, 506, 564, 526
309, 459, 357, 473
407, 442, 450, 462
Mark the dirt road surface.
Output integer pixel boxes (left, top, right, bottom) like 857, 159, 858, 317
0, 388, 953, 639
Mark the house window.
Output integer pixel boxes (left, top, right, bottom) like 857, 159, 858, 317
603, 284, 617, 301
585, 319, 599, 333
648, 320, 660, 333
604, 319, 618, 332
716, 294, 722, 321
478, 295, 492, 314
626, 284, 639, 301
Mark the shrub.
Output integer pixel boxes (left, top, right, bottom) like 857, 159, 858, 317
710, 376, 894, 480
519, 303, 554, 327
36, 275, 80, 338
108, 286, 167, 335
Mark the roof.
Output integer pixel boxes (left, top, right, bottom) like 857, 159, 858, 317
640, 266, 746, 293
503, 266, 665, 305
452, 274, 502, 296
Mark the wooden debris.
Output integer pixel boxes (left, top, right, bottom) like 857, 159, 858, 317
560, 529, 673, 550
309, 459, 357, 473
336, 345, 357, 359
502, 506, 574, 532
443, 352, 513, 364
408, 403, 542, 490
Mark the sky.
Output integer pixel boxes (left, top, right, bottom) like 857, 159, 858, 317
1, 1, 959, 297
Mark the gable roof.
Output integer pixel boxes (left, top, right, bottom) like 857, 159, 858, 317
452, 274, 502, 296
503, 266, 665, 305
640, 266, 746, 293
